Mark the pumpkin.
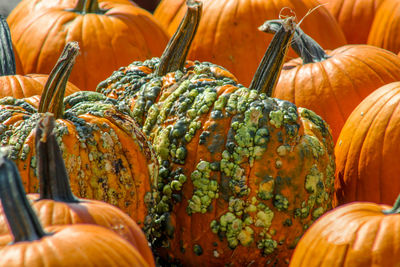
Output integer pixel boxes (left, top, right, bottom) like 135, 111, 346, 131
153, 0, 346, 86
99, 5, 335, 265
0, 42, 158, 224
368, 0, 400, 53
265, 21, 400, 143
8, 0, 169, 91
0, 16, 80, 98
320, 0, 384, 44
335, 81, 400, 205
0, 150, 149, 267
0, 113, 155, 267
289, 195, 400, 266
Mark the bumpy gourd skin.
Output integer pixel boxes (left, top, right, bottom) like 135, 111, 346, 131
0, 91, 158, 224
98, 59, 335, 266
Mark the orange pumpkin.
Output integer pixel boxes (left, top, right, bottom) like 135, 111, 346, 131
0, 151, 149, 267
8, 0, 169, 91
0, 42, 158, 224
266, 21, 400, 143
153, 0, 346, 86
335, 81, 400, 205
320, 0, 385, 44
289, 196, 400, 266
368, 0, 400, 53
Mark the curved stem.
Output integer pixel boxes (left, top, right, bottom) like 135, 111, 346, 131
67, 0, 107, 15
155, 0, 202, 76
38, 42, 80, 119
36, 113, 80, 203
382, 194, 400, 214
0, 149, 48, 243
263, 19, 330, 64
0, 16, 16, 76
249, 17, 296, 96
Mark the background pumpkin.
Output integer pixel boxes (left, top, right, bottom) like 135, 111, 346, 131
100, 10, 336, 265
0, 151, 150, 267
266, 21, 400, 143
153, 0, 347, 86
335, 81, 400, 206
319, 0, 384, 44
8, 0, 169, 91
0, 42, 158, 224
289, 196, 400, 266
368, 0, 400, 54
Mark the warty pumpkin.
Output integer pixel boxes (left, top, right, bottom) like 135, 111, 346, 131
99, 4, 336, 265
368, 0, 400, 54
265, 20, 400, 143
335, 81, 400, 206
0, 42, 158, 224
290, 195, 400, 266
152, 0, 346, 86
0, 16, 79, 98
0, 150, 150, 267
320, 0, 384, 44
0, 113, 155, 267
8, 0, 169, 91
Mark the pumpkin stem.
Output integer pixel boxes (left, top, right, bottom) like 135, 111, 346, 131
38, 42, 80, 119
382, 195, 400, 215
155, 0, 202, 76
0, 16, 16, 76
249, 17, 296, 96
68, 0, 107, 15
36, 113, 80, 203
263, 19, 330, 64
0, 148, 48, 243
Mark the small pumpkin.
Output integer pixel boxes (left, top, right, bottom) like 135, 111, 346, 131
99, 4, 335, 265
265, 20, 400, 143
0, 149, 149, 267
9, 0, 169, 91
153, 0, 346, 86
0, 16, 79, 98
290, 194, 400, 266
0, 113, 155, 267
320, 0, 385, 44
335, 81, 400, 205
0, 42, 158, 224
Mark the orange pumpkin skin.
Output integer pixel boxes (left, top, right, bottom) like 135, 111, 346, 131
335, 82, 400, 205
8, 0, 169, 91
321, 0, 384, 44
274, 45, 400, 143
289, 201, 398, 266
368, 0, 400, 53
153, 0, 346, 86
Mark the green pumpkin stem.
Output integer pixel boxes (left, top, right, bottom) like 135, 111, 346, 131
38, 42, 80, 119
263, 19, 329, 64
249, 17, 296, 96
69, 0, 107, 15
36, 113, 80, 203
0, 16, 16, 76
382, 195, 400, 215
0, 149, 48, 243
155, 0, 202, 76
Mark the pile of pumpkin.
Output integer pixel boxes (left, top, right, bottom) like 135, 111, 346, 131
2, 0, 400, 266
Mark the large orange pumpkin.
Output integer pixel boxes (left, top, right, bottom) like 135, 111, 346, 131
0, 42, 158, 223
153, 0, 346, 86
335, 81, 400, 205
8, 0, 169, 91
0, 152, 149, 267
289, 196, 400, 266
99, 9, 336, 265
368, 0, 400, 53
320, 0, 384, 44
265, 21, 400, 143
